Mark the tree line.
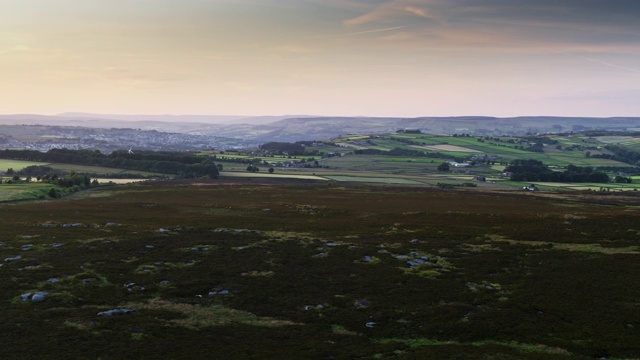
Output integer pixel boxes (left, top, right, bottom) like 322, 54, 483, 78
506, 159, 612, 183
0, 149, 219, 178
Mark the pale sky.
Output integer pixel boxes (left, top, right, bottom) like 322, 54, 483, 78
1, 0, 639, 117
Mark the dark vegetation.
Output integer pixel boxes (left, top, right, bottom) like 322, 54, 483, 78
506, 160, 611, 183
596, 145, 640, 165
1, 181, 639, 359
0, 149, 219, 178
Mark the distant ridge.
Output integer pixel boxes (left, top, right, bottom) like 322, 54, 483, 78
2, 114, 640, 143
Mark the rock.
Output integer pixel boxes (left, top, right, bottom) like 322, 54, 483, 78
159, 280, 171, 285
354, 298, 371, 309
51, 243, 64, 249
362, 256, 372, 262
365, 322, 377, 328
407, 259, 425, 267
410, 239, 420, 243
21, 291, 48, 302
47, 278, 59, 283
145, 245, 155, 249
21, 244, 34, 251
31, 292, 48, 302
125, 283, 145, 292
209, 288, 230, 296
97, 308, 135, 316
4, 256, 21, 262
62, 223, 83, 228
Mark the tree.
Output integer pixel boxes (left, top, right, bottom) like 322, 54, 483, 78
437, 162, 450, 172
268, 167, 274, 174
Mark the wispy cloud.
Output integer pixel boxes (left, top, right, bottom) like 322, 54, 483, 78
345, 25, 410, 36
583, 57, 640, 76
344, 0, 438, 26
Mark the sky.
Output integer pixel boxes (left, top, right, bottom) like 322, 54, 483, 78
1, 0, 639, 117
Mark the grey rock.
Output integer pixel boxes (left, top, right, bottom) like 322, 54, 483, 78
98, 308, 135, 316
31, 291, 48, 302
407, 259, 425, 267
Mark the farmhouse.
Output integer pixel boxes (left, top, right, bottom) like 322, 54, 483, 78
447, 161, 471, 168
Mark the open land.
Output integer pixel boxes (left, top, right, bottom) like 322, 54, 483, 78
1, 181, 639, 359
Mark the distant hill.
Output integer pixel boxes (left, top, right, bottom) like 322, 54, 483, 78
2, 114, 640, 143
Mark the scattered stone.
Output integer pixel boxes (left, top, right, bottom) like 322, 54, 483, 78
326, 242, 339, 247
410, 239, 420, 243
20, 265, 40, 270
394, 255, 409, 260
98, 308, 135, 316
4, 256, 21, 262
145, 245, 155, 249
61, 223, 83, 228
31, 292, 48, 302
125, 283, 145, 292
159, 280, 171, 285
407, 259, 426, 267
21, 291, 48, 302
51, 243, 64, 249
191, 246, 210, 251
21, 244, 34, 251
365, 322, 377, 328
354, 298, 371, 309
362, 256, 372, 262
208, 288, 231, 296
105, 223, 119, 227
47, 278, 59, 283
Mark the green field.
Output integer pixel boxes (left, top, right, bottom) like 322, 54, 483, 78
0, 182, 55, 201
0, 159, 49, 172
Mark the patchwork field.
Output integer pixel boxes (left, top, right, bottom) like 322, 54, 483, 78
1, 181, 639, 359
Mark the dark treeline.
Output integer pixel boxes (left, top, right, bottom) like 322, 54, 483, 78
0, 149, 219, 178
506, 159, 610, 183
354, 147, 453, 160
260, 142, 306, 155
595, 145, 640, 165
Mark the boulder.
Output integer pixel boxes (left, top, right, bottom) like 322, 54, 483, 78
97, 308, 135, 316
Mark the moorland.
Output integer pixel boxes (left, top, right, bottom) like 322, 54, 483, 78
1, 181, 639, 359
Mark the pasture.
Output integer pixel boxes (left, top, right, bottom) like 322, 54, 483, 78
0, 159, 49, 172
